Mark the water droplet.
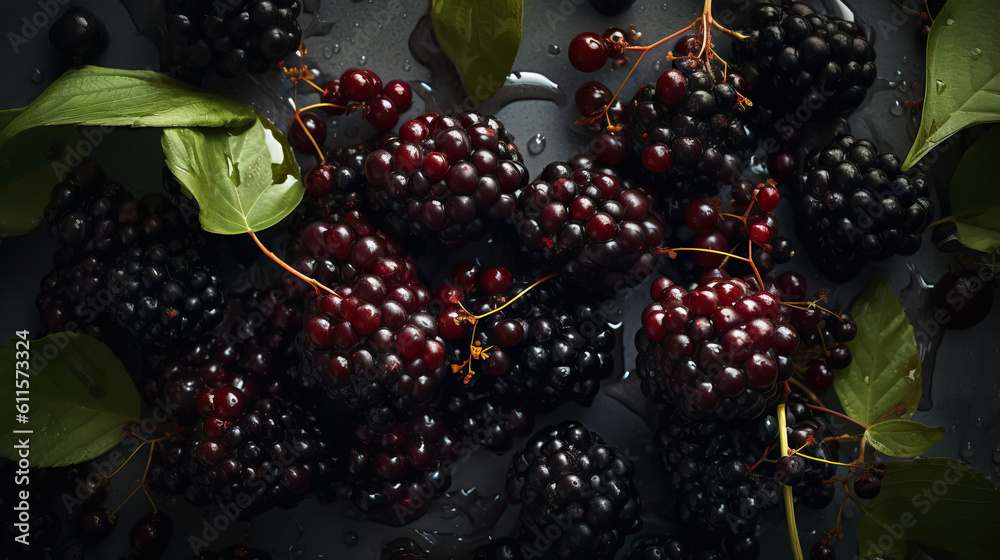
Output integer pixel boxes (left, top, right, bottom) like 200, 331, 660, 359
975, 416, 983, 428
354, 22, 360, 28
323, 46, 333, 59
889, 99, 906, 116
358, 55, 367, 65
333, 43, 341, 54
863, 376, 870, 385
344, 531, 359, 546
971, 47, 982, 60
527, 134, 546, 155
548, 44, 560, 55
29, 69, 43, 84
902, 55, 908, 64
403, 60, 411, 72
992, 447, 1000, 465
935, 80, 946, 94
945, 18, 955, 25
960, 441, 975, 460
653, 60, 662, 71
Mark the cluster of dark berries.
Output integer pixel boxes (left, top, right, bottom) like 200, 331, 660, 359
435, 261, 616, 413
295, 211, 447, 431
654, 409, 781, 544
512, 160, 666, 294
779, 394, 842, 510
784, 134, 933, 281
365, 110, 528, 246
163, 0, 302, 76
635, 275, 796, 419
506, 421, 643, 560
734, 0, 877, 125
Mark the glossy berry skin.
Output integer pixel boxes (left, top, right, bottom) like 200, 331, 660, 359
854, 473, 882, 499
513, 160, 665, 295
49, 7, 108, 61
575, 81, 612, 117
785, 135, 933, 281
366, 111, 527, 246
289, 112, 328, 154
129, 512, 172, 558
507, 421, 642, 560
933, 269, 994, 330
568, 32, 608, 72
340, 68, 383, 102
382, 80, 413, 112
810, 540, 836, 560
365, 95, 399, 131
75, 508, 117, 543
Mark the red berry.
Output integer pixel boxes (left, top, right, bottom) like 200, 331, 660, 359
585, 212, 616, 241
382, 79, 412, 112
684, 198, 718, 233
321, 80, 346, 115
655, 69, 687, 106
601, 27, 628, 58
305, 164, 335, 197
288, 112, 327, 153
366, 94, 399, 131
756, 184, 781, 212
480, 267, 512, 295
340, 68, 381, 102
641, 143, 673, 173
592, 131, 626, 164
568, 32, 608, 72
575, 81, 612, 117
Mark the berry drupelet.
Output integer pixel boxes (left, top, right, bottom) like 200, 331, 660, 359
512, 160, 666, 294
784, 134, 933, 281
163, 0, 303, 77
365, 111, 528, 246
734, 0, 877, 124
507, 421, 643, 560
635, 275, 796, 420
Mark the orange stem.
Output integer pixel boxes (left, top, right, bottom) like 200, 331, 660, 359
249, 230, 336, 296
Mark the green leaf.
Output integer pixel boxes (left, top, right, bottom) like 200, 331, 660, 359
0, 124, 80, 235
161, 111, 303, 234
431, 0, 523, 101
903, 0, 1000, 169
0, 333, 140, 467
949, 125, 1000, 252
0, 65, 256, 146
834, 278, 922, 426
865, 419, 945, 457
857, 458, 1000, 559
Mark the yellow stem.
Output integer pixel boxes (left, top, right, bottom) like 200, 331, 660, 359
788, 378, 824, 406
779, 403, 805, 560
249, 231, 336, 296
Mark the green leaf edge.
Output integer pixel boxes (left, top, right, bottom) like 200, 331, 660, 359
865, 419, 945, 457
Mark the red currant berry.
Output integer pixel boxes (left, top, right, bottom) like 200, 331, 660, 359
321, 80, 346, 115
575, 81, 612, 117
568, 32, 608, 72
641, 143, 673, 173
340, 68, 381, 102
480, 267, 512, 295
305, 164, 335, 197
365, 94, 399, 131
684, 198, 718, 233
756, 184, 781, 212
655, 69, 687, 106
288, 112, 327, 153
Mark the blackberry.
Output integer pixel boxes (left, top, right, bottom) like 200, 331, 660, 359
296, 212, 448, 431
621, 52, 758, 199
506, 421, 642, 560
347, 408, 457, 522
441, 374, 534, 454
107, 235, 226, 344
654, 409, 781, 538
626, 532, 750, 560
635, 275, 796, 420
436, 262, 617, 411
163, 0, 302, 77
365, 111, 528, 246
734, 1, 877, 123
785, 135, 933, 281
295, 142, 372, 228
512, 161, 666, 294
36, 254, 113, 339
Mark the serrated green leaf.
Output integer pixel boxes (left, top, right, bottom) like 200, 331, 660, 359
949, 126, 1000, 252
903, 0, 1000, 169
834, 278, 921, 426
161, 111, 303, 235
857, 458, 1000, 560
0, 333, 140, 467
0, 65, 256, 146
865, 419, 945, 457
431, 0, 523, 101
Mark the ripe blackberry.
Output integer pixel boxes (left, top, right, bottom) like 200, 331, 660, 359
784, 135, 933, 281
635, 275, 796, 419
36, 254, 113, 339
365, 111, 528, 246
441, 373, 534, 454
621, 52, 758, 199
436, 262, 617, 411
106, 235, 226, 344
506, 421, 642, 560
654, 409, 781, 538
626, 532, 752, 560
295, 143, 371, 226
734, 1, 877, 122
347, 408, 458, 523
512, 161, 666, 294
163, 0, 302, 77
295, 212, 448, 431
